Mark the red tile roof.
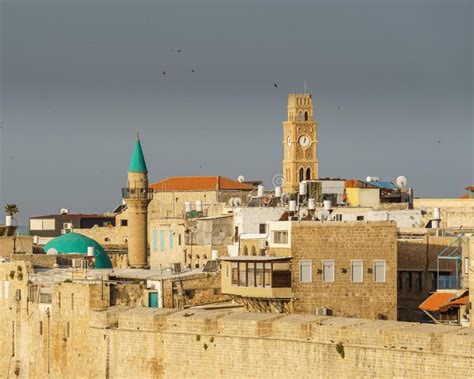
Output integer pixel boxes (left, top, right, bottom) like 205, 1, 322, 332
419, 292, 454, 312
150, 176, 254, 191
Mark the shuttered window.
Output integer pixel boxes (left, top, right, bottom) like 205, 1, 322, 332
351, 260, 363, 283
374, 260, 386, 283
152, 230, 158, 252
323, 260, 335, 283
299, 260, 312, 283
160, 230, 166, 252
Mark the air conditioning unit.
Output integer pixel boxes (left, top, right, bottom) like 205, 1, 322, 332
72, 259, 83, 268
315, 307, 333, 316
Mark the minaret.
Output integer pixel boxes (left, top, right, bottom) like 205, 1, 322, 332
123, 136, 152, 268
282, 93, 319, 193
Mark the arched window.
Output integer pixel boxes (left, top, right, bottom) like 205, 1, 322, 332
251, 246, 257, 256
306, 167, 311, 180
260, 249, 265, 256
299, 168, 304, 182
243, 246, 248, 256
304, 111, 308, 121
297, 111, 303, 122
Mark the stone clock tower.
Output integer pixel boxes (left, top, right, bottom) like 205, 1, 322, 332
282, 93, 319, 193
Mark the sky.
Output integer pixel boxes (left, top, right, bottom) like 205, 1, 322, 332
0, 0, 472, 222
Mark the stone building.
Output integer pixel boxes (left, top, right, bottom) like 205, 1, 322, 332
221, 220, 397, 320
148, 176, 253, 269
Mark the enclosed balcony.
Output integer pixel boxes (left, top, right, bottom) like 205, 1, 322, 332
220, 256, 292, 299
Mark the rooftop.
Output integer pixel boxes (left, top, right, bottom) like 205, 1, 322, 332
150, 176, 254, 191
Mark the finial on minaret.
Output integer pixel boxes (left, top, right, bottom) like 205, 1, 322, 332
136, 132, 140, 140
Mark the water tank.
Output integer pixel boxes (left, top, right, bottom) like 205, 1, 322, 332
308, 198, 316, 210
87, 246, 95, 257
33, 235, 39, 245
433, 207, 441, 220
289, 200, 297, 212
299, 181, 307, 196
211, 250, 218, 260
323, 200, 331, 210
432, 220, 440, 229
5, 215, 12, 227
257, 185, 265, 198
184, 201, 192, 213
196, 200, 203, 212
274, 186, 282, 198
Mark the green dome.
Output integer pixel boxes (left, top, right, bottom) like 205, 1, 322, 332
44, 232, 113, 269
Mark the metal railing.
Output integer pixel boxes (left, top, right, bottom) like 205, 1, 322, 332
436, 275, 462, 290
122, 187, 153, 200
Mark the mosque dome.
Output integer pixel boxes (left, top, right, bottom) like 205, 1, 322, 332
43, 232, 113, 269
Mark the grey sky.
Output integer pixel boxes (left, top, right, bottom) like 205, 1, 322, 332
0, 0, 472, 222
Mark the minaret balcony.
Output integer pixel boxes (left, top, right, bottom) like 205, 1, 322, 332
122, 187, 153, 200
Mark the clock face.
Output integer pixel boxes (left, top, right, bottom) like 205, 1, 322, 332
298, 135, 311, 148
287, 136, 291, 148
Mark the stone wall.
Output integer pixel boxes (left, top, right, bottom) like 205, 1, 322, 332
2, 296, 474, 379
0, 236, 33, 256
414, 198, 474, 228
74, 226, 129, 246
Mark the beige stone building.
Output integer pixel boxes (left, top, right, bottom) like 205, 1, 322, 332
148, 176, 253, 269
221, 220, 397, 320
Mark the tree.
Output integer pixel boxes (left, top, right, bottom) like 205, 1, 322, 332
4, 204, 19, 217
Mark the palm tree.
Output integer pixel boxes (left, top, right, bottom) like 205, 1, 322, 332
4, 204, 19, 217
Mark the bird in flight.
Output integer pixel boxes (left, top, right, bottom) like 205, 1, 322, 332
273, 83, 278, 88
192, 69, 195, 73
177, 49, 182, 53
162, 70, 166, 75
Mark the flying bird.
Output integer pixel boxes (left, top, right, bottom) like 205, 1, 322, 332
162, 71, 166, 75
273, 83, 278, 88
438, 140, 441, 144
337, 106, 341, 110
192, 69, 195, 73
177, 49, 182, 53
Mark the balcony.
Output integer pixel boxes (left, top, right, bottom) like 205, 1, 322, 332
436, 275, 462, 290
122, 187, 153, 200
221, 256, 292, 299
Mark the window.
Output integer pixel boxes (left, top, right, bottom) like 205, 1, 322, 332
121, 219, 128, 227
248, 263, 255, 287
351, 260, 363, 283
323, 260, 335, 282
169, 231, 174, 250
29, 219, 55, 231
39, 321, 43, 336
160, 230, 166, 252
465, 257, 470, 275
231, 263, 238, 285
259, 223, 267, 234
66, 322, 70, 339
178, 234, 182, 246
225, 264, 229, 278
256, 263, 264, 286
152, 230, 158, 252
299, 260, 312, 283
334, 214, 342, 221
273, 230, 288, 245
414, 272, 422, 291
306, 167, 311, 180
239, 263, 247, 286
71, 293, 74, 311
397, 272, 403, 290
251, 246, 257, 256
243, 246, 248, 256
304, 111, 308, 121
356, 216, 364, 221
299, 168, 304, 182
373, 260, 386, 283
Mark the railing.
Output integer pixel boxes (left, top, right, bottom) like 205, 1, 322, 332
122, 187, 153, 200
437, 275, 462, 290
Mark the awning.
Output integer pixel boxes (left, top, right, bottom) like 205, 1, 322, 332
419, 292, 454, 312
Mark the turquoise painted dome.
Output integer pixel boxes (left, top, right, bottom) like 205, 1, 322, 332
44, 232, 113, 269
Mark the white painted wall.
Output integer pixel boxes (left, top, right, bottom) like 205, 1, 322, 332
233, 207, 286, 235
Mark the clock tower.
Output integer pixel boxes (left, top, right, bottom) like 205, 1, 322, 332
282, 93, 319, 193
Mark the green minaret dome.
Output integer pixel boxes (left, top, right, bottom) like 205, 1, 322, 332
128, 138, 148, 173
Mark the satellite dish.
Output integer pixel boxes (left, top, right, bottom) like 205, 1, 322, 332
396, 176, 407, 189
299, 208, 309, 219
233, 198, 242, 207
237, 175, 245, 183
46, 248, 58, 255
228, 197, 235, 207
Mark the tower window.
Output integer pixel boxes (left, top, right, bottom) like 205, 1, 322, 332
306, 168, 311, 180
251, 246, 257, 256
243, 246, 248, 256
297, 112, 303, 122
299, 168, 304, 182
304, 111, 308, 121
